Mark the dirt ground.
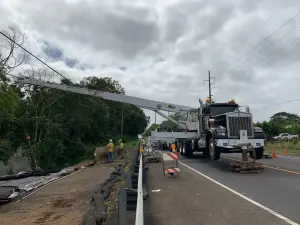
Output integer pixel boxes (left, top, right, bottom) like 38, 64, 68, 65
0, 163, 115, 225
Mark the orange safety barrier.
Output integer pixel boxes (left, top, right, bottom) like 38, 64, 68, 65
162, 152, 180, 177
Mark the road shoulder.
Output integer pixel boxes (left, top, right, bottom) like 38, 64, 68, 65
0, 164, 113, 225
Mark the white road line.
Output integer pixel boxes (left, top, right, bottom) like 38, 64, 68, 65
15, 169, 81, 204
179, 161, 299, 225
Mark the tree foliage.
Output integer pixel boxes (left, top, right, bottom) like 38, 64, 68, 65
0, 26, 26, 77
255, 112, 300, 138
143, 123, 160, 137
0, 69, 148, 169
143, 113, 183, 137
270, 112, 299, 122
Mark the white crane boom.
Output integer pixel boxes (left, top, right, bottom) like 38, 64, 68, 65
18, 78, 194, 129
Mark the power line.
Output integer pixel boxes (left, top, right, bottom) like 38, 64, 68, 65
220, 3, 289, 74
220, 34, 300, 88
228, 21, 300, 73
227, 7, 300, 72
242, 35, 300, 73
0, 31, 70, 81
252, 97, 300, 111
237, 3, 289, 54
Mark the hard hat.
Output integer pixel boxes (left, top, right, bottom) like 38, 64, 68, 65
109, 139, 113, 142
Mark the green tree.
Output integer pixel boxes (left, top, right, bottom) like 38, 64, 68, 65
270, 112, 299, 122
0, 27, 148, 169
143, 123, 160, 137
5, 73, 149, 170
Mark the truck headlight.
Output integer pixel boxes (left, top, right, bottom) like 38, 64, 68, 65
254, 127, 263, 133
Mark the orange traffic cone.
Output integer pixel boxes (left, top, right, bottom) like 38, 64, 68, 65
283, 148, 287, 155
272, 148, 277, 158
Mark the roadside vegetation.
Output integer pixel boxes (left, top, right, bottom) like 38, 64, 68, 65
255, 112, 300, 138
265, 140, 300, 155
0, 27, 148, 170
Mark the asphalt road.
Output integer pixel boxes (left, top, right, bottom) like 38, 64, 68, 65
145, 152, 300, 225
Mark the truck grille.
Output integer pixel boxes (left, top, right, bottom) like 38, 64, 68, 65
228, 116, 253, 138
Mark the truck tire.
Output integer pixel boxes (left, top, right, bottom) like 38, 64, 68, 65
176, 141, 180, 153
186, 141, 193, 157
182, 141, 193, 157
191, 139, 199, 152
249, 147, 264, 159
208, 137, 221, 160
179, 141, 183, 155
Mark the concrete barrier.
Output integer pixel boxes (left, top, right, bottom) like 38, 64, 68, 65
0, 161, 9, 176
9, 157, 32, 174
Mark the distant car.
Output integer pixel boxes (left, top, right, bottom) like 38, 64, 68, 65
272, 133, 299, 141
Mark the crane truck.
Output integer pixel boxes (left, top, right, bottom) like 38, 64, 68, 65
18, 78, 266, 165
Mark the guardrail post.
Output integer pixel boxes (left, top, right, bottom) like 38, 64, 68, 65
118, 142, 147, 225
135, 151, 144, 225
118, 188, 127, 225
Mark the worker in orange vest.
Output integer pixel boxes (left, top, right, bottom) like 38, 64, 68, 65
106, 139, 114, 163
171, 142, 176, 153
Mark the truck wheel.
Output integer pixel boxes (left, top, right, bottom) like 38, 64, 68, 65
186, 141, 193, 157
191, 139, 199, 152
179, 141, 183, 155
208, 137, 221, 160
182, 142, 192, 157
182, 141, 186, 156
191, 140, 195, 151
249, 147, 264, 159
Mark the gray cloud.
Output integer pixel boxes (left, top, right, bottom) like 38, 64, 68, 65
19, 0, 159, 59
1, 0, 300, 125
42, 41, 63, 60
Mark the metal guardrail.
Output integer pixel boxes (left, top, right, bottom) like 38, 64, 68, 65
135, 152, 144, 225
118, 144, 147, 225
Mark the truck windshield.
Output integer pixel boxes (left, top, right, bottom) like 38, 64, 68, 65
205, 106, 238, 116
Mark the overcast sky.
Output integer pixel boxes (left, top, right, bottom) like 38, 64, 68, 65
1, 0, 300, 125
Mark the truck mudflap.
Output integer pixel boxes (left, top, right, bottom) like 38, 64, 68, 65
215, 139, 264, 149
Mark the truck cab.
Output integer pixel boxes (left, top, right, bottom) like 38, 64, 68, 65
197, 101, 266, 160
178, 101, 266, 160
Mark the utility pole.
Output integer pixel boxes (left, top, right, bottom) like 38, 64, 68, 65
203, 70, 215, 103
121, 111, 123, 139
208, 71, 211, 102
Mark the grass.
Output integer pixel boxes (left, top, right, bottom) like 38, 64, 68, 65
124, 165, 130, 173
264, 140, 300, 155
122, 136, 138, 149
